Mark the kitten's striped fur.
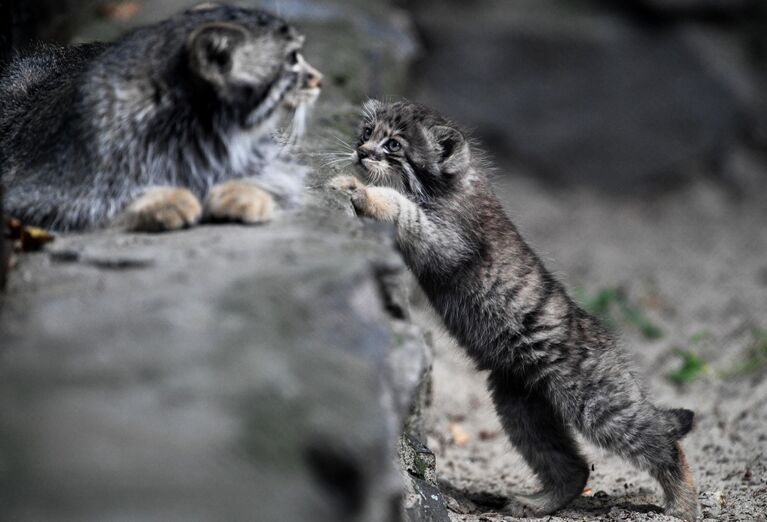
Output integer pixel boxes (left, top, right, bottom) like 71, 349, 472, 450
331, 100, 698, 521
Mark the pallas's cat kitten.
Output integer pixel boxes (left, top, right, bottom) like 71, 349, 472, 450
330, 100, 698, 521
0, 4, 321, 232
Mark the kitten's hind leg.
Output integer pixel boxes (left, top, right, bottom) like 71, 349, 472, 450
204, 179, 276, 224
487, 370, 589, 517
575, 391, 698, 521
654, 443, 697, 522
118, 187, 202, 233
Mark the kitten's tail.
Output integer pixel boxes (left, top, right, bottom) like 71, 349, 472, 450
667, 408, 695, 439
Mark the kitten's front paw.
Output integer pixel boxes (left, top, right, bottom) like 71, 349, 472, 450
328, 176, 400, 222
204, 180, 275, 224
351, 186, 400, 222
328, 175, 365, 194
121, 187, 202, 233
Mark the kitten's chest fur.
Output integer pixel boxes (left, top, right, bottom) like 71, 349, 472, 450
412, 190, 573, 370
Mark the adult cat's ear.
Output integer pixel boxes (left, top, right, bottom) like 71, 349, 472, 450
432, 126, 470, 175
187, 22, 248, 87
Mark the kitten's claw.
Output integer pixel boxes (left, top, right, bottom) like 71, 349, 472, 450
121, 187, 202, 233
204, 180, 275, 224
328, 175, 365, 194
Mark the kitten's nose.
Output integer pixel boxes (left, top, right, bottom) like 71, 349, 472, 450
357, 148, 369, 161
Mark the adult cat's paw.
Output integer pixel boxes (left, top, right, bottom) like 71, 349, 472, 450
328, 175, 365, 194
204, 180, 275, 224
121, 187, 202, 233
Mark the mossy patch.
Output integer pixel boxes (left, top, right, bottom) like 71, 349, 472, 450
576, 287, 663, 340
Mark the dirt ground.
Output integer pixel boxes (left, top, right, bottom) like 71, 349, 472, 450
415, 151, 767, 521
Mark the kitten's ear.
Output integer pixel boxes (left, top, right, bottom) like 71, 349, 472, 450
432, 126, 470, 175
187, 22, 248, 87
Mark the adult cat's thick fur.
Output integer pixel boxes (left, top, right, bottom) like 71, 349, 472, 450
0, 4, 321, 232
331, 100, 698, 521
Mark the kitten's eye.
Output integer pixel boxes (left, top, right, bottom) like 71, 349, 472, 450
288, 51, 299, 65
362, 127, 373, 141
385, 139, 401, 153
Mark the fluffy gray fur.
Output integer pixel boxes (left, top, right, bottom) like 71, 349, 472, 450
0, 4, 320, 231
331, 100, 698, 521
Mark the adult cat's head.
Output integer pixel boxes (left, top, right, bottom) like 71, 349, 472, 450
183, 3, 322, 127
92, 3, 322, 133
184, 4, 322, 126
351, 100, 472, 202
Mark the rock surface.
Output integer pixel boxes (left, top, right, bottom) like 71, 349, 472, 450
0, 188, 5, 289
1, 2, 439, 521
407, 0, 749, 189
626, 0, 754, 15
0, 189, 432, 522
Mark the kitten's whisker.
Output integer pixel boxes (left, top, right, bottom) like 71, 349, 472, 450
319, 158, 352, 168
311, 150, 352, 157
331, 135, 355, 152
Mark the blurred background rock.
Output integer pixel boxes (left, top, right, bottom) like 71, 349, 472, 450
2, 1, 766, 521
6, 0, 765, 190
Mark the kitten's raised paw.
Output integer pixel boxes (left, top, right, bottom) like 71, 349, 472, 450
328, 175, 365, 194
204, 180, 275, 224
121, 187, 202, 233
351, 186, 400, 222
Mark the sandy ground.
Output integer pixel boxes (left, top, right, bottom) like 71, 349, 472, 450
414, 150, 767, 521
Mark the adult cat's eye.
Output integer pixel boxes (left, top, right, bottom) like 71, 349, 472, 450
385, 139, 401, 152
362, 127, 373, 141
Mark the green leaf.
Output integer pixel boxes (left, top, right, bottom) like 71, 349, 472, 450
576, 287, 663, 340
720, 329, 767, 379
666, 348, 708, 385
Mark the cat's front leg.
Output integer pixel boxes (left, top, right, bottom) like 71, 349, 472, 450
204, 179, 276, 224
328, 176, 404, 223
119, 187, 202, 233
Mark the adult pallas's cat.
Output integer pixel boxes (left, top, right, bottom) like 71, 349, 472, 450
1, 4, 321, 232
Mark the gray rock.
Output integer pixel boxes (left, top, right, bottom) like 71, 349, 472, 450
403, 477, 451, 522
0, 4, 429, 518
409, 0, 741, 189
626, 0, 753, 15
400, 434, 437, 485
0, 187, 6, 290
261, 0, 419, 105
0, 195, 428, 522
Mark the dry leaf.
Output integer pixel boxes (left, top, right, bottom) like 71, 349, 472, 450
21, 226, 55, 251
6, 218, 23, 239
448, 422, 470, 446
478, 430, 498, 441
5, 218, 55, 252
